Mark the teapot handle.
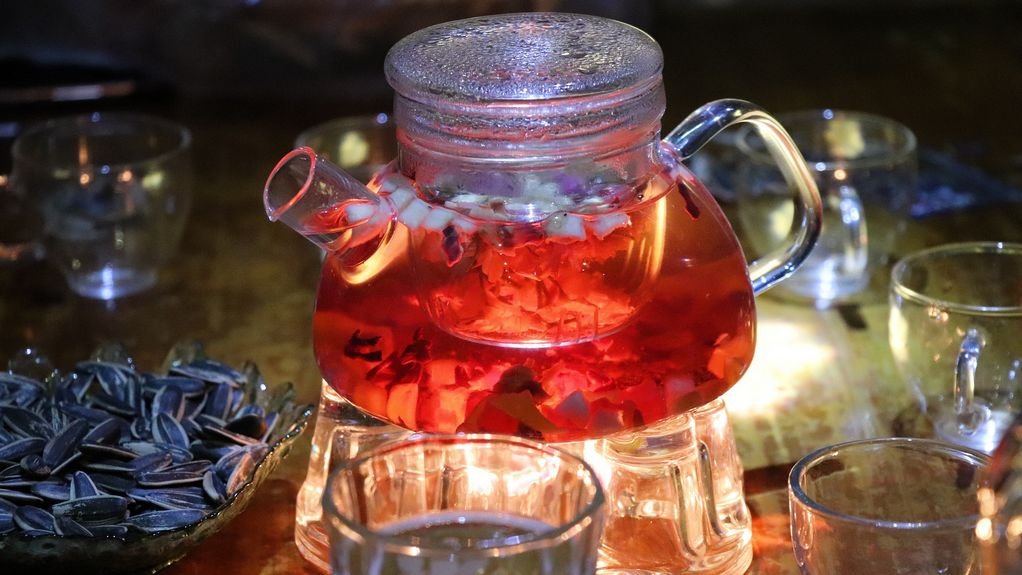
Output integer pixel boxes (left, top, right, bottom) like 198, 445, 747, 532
664, 99, 823, 295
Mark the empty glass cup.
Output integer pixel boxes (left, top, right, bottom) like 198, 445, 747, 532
789, 437, 988, 574
10, 113, 192, 299
323, 434, 606, 575
889, 242, 1022, 453
294, 113, 396, 185
737, 109, 917, 305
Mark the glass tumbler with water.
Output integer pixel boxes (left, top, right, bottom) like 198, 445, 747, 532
323, 434, 606, 575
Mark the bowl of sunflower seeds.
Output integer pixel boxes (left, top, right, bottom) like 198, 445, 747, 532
0, 341, 313, 575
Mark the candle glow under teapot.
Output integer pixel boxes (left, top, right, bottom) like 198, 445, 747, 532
264, 13, 822, 443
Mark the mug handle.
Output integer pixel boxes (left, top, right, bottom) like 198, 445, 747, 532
836, 184, 869, 276
664, 99, 823, 295
952, 327, 986, 432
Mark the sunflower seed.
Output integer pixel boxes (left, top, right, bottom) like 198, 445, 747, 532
202, 384, 232, 420
164, 460, 211, 475
171, 360, 244, 386
129, 452, 173, 474
184, 396, 207, 420
225, 413, 266, 439
58, 403, 114, 424
145, 377, 206, 398
58, 371, 93, 403
54, 515, 92, 537
226, 450, 258, 496
0, 437, 45, 461
189, 440, 236, 462
71, 471, 100, 499
77, 362, 133, 397
90, 392, 136, 417
83, 459, 136, 474
127, 488, 209, 511
123, 509, 205, 533
33, 480, 71, 501
50, 452, 82, 476
42, 419, 89, 468
0, 488, 43, 504
136, 471, 203, 487
0, 476, 33, 488
2, 407, 53, 439
130, 416, 150, 440
88, 473, 136, 494
20, 454, 51, 477
0, 512, 13, 534
121, 440, 165, 457
202, 470, 226, 503
51, 495, 128, 525
152, 386, 184, 421
194, 413, 226, 428
79, 443, 137, 460
14, 505, 55, 532
81, 418, 122, 445
153, 413, 189, 450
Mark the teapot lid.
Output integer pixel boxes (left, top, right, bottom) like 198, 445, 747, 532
385, 12, 663, 103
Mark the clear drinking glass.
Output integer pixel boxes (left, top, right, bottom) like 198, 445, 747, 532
789, 437, 988, 574
323, 434, 606, 575
737, 109, 917, 305
10, 112, 192, 299
889, 242, 1022, 453
295, 113, 396, 185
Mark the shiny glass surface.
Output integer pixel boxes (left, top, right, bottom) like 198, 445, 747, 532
323, 434, 605, 575
10, 113, 192, 299
737, 109, 917, 305
889, 242, 1022, 452
789, 437, 987, 574
263, 13, 821, 440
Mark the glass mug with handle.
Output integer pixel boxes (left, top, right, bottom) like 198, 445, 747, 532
889, 242, 1022, 453
737, 109, 917, 305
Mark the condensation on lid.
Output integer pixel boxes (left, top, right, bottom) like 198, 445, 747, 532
385, 12, 663, 103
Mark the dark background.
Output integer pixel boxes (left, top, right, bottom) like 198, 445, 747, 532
2, 1, 1021, 162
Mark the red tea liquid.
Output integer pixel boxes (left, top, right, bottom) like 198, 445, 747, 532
313, 169, 755, 442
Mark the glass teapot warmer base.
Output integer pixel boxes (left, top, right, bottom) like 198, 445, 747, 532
295, 383, 753, 574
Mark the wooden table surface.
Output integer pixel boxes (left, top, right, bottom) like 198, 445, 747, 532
2, 5, 1022, 574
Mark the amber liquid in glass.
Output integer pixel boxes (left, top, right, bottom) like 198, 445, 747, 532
313, 168, 755, 442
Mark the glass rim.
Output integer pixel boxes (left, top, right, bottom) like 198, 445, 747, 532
323, 433, 606, 559
736, 108, 917, 171
12, 111, 192, 172
293, 112, 394, 149
788, 437, 989, 531
890, 241, 1022, 316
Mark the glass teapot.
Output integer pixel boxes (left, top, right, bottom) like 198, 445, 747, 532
263, 13, 822, 443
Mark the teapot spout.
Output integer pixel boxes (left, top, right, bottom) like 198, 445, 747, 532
263, 147, 393, 253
